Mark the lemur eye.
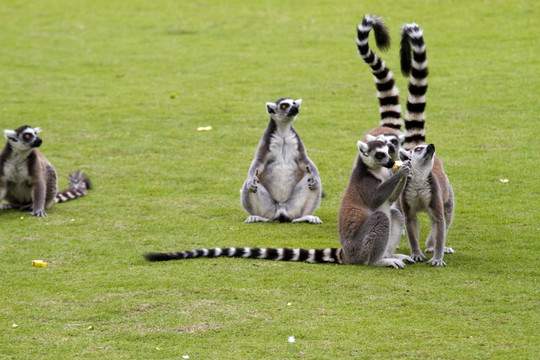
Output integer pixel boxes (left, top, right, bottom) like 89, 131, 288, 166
415, 147, 422, 152
391, 140, 398, 145
24, 134, 32, 140
280, 103, 289, 110
375, 153, 384, 159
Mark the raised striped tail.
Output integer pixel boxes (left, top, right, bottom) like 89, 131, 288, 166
144, 247, 344, 264
54, 171, 91, 203
400, 23, 429, 150
356, 15, 402, 131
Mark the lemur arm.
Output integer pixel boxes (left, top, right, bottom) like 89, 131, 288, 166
366, 166, 409, 209
31, 178, 47, 216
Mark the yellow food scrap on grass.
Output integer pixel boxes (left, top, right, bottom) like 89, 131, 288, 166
32, 260, 47, 267
197, 126, 213, 131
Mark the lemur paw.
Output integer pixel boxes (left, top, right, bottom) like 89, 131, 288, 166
410, 252, 427, 262
395, 164, 410, 176
245, 215, 270, 223
248, 178, 259, 193
29, 210, 47, 217
392, 254, 415, 263
425, 247, 455, 254
388, 259, 407, 269
292, 215, 322, 224
307, 177, 319, 190
427, 258, 446, 267
0, 204, 14, 211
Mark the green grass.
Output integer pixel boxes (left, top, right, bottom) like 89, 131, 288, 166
1, 0, 538, 358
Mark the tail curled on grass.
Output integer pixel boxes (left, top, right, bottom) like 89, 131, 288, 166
54, 171, 92, 203
144, 247, 344, 264
400, 23, 429, 150
356, 15, 402, 131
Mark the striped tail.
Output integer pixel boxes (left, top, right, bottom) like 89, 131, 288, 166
400, 23, 429, 150
356, 15, 402, 131
144, 247, 344, 264
54, 171, 92, 203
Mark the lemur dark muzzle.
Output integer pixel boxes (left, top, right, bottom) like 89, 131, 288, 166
32, 137, 42, 148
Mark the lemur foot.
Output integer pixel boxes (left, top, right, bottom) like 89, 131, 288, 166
391, 254, 415, 263
0, 204, 14, 211
410, 252, 427, 262
425, 246, 455, 254
29, 210, 47, 217
292, 215, 322, 224
245, 215, 270, 223
427, 257, 446, 267
373, 258, 407, 269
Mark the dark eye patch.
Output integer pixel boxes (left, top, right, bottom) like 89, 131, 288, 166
23, 133, 32, 140
415, 147, 423, 152
375, 152, 384, 159
391, 139, 398, 145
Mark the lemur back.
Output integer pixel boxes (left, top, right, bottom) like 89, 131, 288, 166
241, 98, 322, 224
356, 15, 403, 158
398, 24, 455, 266
0, 125, 91, 217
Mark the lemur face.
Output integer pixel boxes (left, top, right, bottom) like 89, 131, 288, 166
366, 133, 403, 160
399, 144, 435, 167
266, 98, 302, 123
357, 140, 395, 169
4, 125, 42, 151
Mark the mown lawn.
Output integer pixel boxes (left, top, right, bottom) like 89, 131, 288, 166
0, 0, 538, 359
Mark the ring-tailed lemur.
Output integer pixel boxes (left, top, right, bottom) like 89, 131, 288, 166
240, 98, 322, 224
338, 139, 413, 268
145, 140, 413, 269
356, 15, 403, 159
397, 23, 455, 266
0, 125, 91, 217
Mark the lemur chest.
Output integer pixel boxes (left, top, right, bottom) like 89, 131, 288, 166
4, 157, 31, 184
404, 178, 432, 211
3, 157, 33, 201
262, 133, 302, 201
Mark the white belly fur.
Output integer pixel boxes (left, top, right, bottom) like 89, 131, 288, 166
262, 133, 301, 203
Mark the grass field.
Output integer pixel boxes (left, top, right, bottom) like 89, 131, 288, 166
1, 0, 538, 358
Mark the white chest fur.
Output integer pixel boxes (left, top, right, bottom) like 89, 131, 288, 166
3, 153, 33, 202
404, 175, 432, 211
263, 131, 301, 203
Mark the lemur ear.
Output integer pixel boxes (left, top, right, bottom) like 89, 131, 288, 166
398, 135, 405, 144
294, 99, 302, 107
365, 134, 377, 142
4, 130, 17, 141
33, 127, 41, 134
357, 140, 369, 155
266, 102, 277, 115
398, 149, 411, 161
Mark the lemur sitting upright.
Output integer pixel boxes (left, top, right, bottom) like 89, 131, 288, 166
398, 23, 455, 267
144, 139, 413, 269
356, 15, 404, 160
240, 98, 322, 224
0, 125, 91, 217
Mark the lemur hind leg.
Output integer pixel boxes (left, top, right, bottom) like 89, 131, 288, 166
286, 173, 322, 224
385, 208, 414, 262
341, 211, 406, 268
241, 178, 275, 223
